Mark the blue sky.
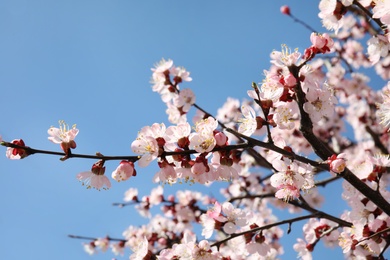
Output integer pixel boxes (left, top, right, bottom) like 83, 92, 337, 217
0, 1, 383, 259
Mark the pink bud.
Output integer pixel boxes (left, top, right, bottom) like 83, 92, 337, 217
330, 159, 346, 173
310, 32, 327, 49
327, 153, 347, 174
111, 160, 135, 181
6, 139, 30, 159
280, 5, 290, 15
214, 131, 228, 146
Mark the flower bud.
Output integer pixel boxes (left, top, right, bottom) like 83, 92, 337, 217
280, 5, 290, 15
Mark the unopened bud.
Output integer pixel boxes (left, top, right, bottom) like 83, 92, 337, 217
280, 5, 290, 15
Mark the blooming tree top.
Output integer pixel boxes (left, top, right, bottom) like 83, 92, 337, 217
1, 1, 390, 259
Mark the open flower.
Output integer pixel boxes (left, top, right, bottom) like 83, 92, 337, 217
129, 236, 149, 260
377, 82, 390, 131
77, 160, 111, 190
131, 123, 166, 167
189, 117, 218, 153
48, 120, 78, 154
303, 86, 336, 123
173, 88, 196, 112
271, 44, 301, 67
238, 105, 258, 136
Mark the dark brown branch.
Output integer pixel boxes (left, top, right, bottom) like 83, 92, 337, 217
228, 191, 352, 228
2, 141, 251, 163
68, 234, 126, 242
211, 214, 317, 249
315, 175, 342, 187
228, 192, 275, 203
1, 141, 140, 162
289, 64, 390, 217
225, 128, 329, 171
356, 227, 390, 245
365, 125, 389, 155
288, 197, 352, 227
352, 0, 386, 33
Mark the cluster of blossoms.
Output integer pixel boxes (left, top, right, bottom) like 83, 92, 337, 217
130, 118, 239, 185
151, 59, 195, 124
81, 186, 285, 259
3, 1, 390, 259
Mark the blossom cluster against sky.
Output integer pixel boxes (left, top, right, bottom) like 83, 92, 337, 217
0, 1, 381, 259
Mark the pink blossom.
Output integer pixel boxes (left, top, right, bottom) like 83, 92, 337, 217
209, 152, 239, 181
207, 201, 224, 220
369, 154, 390, 167
83, 241, 96, 255
189, 117, 217, 153
170, 66, 192, 83
270, 44, 301, 67
271, 158, 314, 200
246, 237, 271, 256
372, 0, 390, 26
110, 241, 125, 256
303, 86, 336, 123
319, 0, 337, 16
192, 240, 221, 259
349, 156, 373, 180
318, 0, 345, 33
77, 161, 111, 190
150, 59, 173, 93
111, 160, 136, 182
293, 238, 312, 260
154, 159, 178, 184
274, 183, 301, 201
129, 236, 149, 260
200, 214, 216, 239
170, 230, 197, 258
309, 32, 334, 53
149, 185, 164, 205
191, 158, 213, 184
238, 105, 258, 136
271, 159, 306, 188
94, 237, 109, 252
166, 102, 187, 124
151, 58, 173, 76
341, 39, 369, 69
173, 88, 196, 112
131, 135, 159, 167
338, 229, 354, 254
367, 35, 390, 65
272, 101, 299, 130
260, 71, 285, 101
220, 202, 248, 234
303, 218, 339, 247
123, 187, 138, 202
164, 122, 191, 151
131, 123, 166, 167
216, 97, 241, 125
48, 120, 78, 153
